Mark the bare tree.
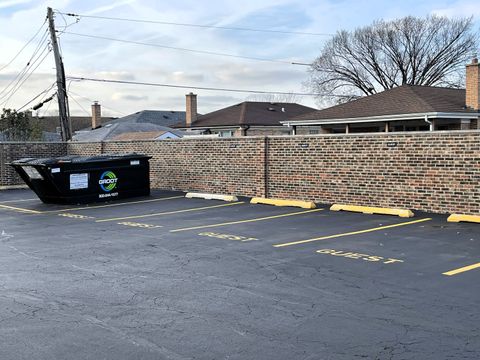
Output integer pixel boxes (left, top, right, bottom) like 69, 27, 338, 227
245, 93, 301, 103
309, 15, 478, 106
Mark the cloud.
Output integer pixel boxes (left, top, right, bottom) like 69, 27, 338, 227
432, 1, 480, 18
167, 71, 205, 83
85, 0, 136, 15
2, 0, 479, 117
94, 71, 136, 81
111, 92, 148, 101
0, 0, 32, 10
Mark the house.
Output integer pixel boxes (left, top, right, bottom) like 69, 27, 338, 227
73, 122, 186, 141
174, 93, 317, 137
283, 58, 480, 134
72, 102, 189, 141
34, 114, 117, 133
101, 109, 186, 129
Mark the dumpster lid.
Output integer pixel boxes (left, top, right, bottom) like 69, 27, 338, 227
10, 153, 151, 166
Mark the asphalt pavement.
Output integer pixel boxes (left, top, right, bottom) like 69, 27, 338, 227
0, 189, 479, 359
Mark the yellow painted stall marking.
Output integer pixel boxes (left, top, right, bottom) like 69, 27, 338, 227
58, 213, 94, 220
273, 218, 432, 248
0, 204, 43, 214
118, 222, 162, 229
316, 249, 404, 265
443, 262, 480, 276
198, 232, 258, 242
96, 201, 245, 223
44, 195, 184, 213
0, 198, 37, 203
170, 208, 323, 233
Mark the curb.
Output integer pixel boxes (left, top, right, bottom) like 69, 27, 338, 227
447, 214, 480, 224
185, 192, 238, 202
330, 204, 414, 218
250, 197, 316, 209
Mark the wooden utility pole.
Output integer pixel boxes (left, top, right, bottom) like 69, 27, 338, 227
47, 7, 71, 141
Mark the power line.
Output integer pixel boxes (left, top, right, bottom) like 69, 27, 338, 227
57, 11, 333, 37
67, 88, 127, 116
0, 48, 52, 108
17, 82, 56, 111
61, 31, 312, 66
0, 43, 51, 102
0, 32, 50, 100
38, 92, 54, 117
0, 19, 47, 73
67, 76, 352, 97
68, 93, 91, 116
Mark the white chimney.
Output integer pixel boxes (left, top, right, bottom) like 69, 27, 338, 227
91, 101, 102, 129
185, 93, 197, 127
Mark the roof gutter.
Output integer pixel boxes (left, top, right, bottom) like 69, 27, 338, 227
424, 114, 433, 131
281, 111, 480, 126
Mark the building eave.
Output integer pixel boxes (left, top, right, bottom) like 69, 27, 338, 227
281, 112, 480, 126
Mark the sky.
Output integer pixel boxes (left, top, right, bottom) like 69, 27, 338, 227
0, 0, 479, 118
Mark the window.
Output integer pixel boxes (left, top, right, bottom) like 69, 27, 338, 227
219, 131, 233, 138
309, 130, 319, 134
393, 126, 404, 132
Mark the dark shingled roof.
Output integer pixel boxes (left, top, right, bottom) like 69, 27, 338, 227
73, 123, 186, 142
183, 102, 317, 128
290, 85, 476, 122
35, 116, 117, 132
103, 110, 186, 128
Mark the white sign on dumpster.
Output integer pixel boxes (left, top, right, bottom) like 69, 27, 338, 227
70, 173, 89, 190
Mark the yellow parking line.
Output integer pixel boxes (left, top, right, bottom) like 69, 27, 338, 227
44, 195, 184, 213
0, 198, 37, 203
0, 204, 43, 214
170, 208, 323, 233
273, 218, 432, 248
443, 262, 480, 276
96, 201, 245, 223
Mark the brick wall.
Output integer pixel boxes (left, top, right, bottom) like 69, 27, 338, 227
68, 138, 266, 197
267, 132, 480, 214
0, 142, 67, 188
1, 131, 480, 214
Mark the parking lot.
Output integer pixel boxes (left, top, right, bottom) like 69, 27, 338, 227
0, 189, 479, 359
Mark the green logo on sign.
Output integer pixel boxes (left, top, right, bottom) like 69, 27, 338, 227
99, 171, 118, 192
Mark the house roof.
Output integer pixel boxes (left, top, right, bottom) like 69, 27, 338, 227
35, 116, 117, 132
111, 131, 179, 141
73, 122, 185, 142
177, 101, 317, 128
289, 85, 477, 123
101, 110, 186, 128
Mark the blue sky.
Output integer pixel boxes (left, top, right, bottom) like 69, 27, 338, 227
0, 0, 479, 117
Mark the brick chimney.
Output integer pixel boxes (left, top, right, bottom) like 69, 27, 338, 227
466, 57, 479, 111
185, 93, 197, 127
91, 101, 102, 129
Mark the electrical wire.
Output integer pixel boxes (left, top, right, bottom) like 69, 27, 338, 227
68, 93, 91, 116
57, 11, 333, 37
61, 31, 312, 66
67, 88, 127, 116
55, 9, 80, 34
0, 44, 51, 102
1, 48, 52, 108
0, 31, 50, 100
0, 19, 47, 73
67, 76, 352, 97
38, 93, 54, 117
17, 82, 56, 111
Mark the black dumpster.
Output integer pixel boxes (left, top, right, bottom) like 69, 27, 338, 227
9, 153, 151, 204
